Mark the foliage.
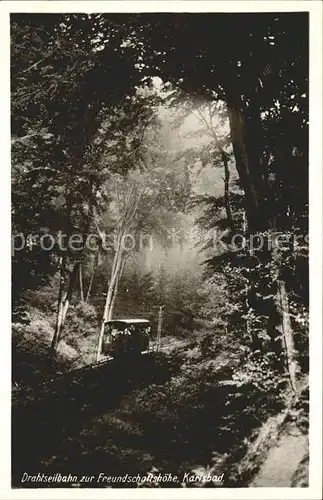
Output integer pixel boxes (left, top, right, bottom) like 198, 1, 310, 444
11, 12, 309, 487
12, 328, 290, 488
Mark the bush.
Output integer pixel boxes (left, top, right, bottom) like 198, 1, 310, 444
12, 300, 99, 385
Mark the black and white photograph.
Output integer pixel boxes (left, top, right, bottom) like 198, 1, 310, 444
3, 1, 322, 497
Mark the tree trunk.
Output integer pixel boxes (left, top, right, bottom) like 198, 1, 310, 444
222, 152, 233, 227
197, 104, 234, 229
59, 200, 95, 327
60, 223, 93, 328
79, 263, 84, 302
61, 261, 80, 328
96, 235, 124, 362
277, 280, 300, 394
225, 87, 266, 233
270, 230, 300, 392
86, 248, 100, 303
108, 288, 117, 322
50, 255, 67, 355
95, 188, 141, 361
96, 280, 117, 362
108, 258, 126, 321
50, 188, 96, 354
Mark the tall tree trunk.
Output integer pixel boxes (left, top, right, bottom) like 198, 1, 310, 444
51, 188, 96, 354
277, 280, 300, 394
79, 263, 84, 302
270, 230, 300, 393
96, 235, 124, 362
50, 255, 67, 355
222, 152, 233, 227
225, 86, 266, 233
197, 104, 234, 229
86, 248, 100, 303
95, 187, 141, 361
108, 259, 126, 321
59, 212, 94, 330
61, 261, 81, 328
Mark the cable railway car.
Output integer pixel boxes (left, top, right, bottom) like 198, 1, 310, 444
101, 319, 151, 359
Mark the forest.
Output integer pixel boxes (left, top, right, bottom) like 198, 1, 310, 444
11, 12, 309, 488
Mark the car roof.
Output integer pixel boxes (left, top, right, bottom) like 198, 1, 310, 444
105, 319, 150, 324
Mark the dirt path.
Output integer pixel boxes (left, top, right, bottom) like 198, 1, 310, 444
250, 426, 308, 487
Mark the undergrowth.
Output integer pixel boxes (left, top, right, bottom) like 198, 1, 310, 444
12, 327, 305, 489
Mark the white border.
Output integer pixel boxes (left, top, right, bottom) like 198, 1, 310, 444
1, 1, 322, 499
1, 0, 323, 12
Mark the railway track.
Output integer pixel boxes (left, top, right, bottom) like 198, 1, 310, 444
11, 345, 169, 408
12, 346, 179, 484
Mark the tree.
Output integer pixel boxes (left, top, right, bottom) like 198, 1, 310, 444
11, 13, 157, 354
12, 13, 308, 387
95, 117, 193, 360
131, 12, 308, 391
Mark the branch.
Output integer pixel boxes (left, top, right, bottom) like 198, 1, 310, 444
22, 56, 47, 74
11, 133, 38, 144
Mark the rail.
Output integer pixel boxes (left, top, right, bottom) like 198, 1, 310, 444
12, 345, 168, 403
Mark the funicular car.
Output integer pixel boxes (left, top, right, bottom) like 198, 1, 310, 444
101, 319, 151, 359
